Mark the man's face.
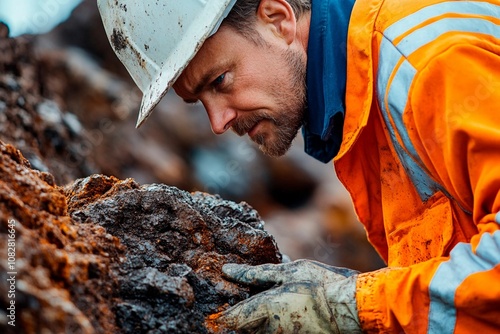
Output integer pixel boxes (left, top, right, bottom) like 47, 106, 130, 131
173, 24, 307, 157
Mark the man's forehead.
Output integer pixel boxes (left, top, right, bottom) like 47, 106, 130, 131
174, 28, 237, 99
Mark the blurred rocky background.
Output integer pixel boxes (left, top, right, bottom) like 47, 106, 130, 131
0, 0, 384, 278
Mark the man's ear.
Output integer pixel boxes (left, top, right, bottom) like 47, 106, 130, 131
256, 0, 296, 45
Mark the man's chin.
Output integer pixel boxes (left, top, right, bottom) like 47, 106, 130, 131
260, 148, 288, 157
255, 140, 292, 157
250, 125, 298, 157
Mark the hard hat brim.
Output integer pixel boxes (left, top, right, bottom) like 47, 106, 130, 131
134, 0, 237, 128
98, 0, 236, 128
136, 61, 182, 128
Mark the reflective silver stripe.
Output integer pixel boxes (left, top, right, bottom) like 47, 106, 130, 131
496, 211, 500, 224
386, 59, 421, 161
428, 231, 500, 333
384, 1, 500, 41
397, 17, 500, 57
377, 37, 440, 200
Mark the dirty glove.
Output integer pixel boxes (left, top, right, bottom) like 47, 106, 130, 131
209, 259, 362, 333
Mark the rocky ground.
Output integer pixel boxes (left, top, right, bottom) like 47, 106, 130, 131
0, 141, 281, 333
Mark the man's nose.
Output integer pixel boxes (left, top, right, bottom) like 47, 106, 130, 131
204, 101, 237, 135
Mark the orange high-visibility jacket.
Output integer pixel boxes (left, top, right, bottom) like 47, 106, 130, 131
335, 0, 500, 332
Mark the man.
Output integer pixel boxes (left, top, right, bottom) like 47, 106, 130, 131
99, 0, 500, 332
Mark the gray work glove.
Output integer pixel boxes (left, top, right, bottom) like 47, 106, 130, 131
209, 259, 363, 333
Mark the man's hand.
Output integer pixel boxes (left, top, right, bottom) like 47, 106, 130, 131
208, 259, 362, 333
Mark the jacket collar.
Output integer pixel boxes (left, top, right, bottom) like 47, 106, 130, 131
303, 0, 355, 163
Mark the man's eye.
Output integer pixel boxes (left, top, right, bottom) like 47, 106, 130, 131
213, 73, 225, 87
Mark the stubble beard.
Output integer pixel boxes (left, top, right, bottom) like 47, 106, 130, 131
232, 48, 307, 157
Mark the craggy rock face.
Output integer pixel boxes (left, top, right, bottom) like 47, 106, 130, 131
0, 142, 282, 334
65, 175, 283, 329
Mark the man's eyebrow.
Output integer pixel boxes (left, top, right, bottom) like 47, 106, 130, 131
181, 61, 230, 103
181, 69, 218, 104
193, 67, 220, 96
180, 70, 216, 104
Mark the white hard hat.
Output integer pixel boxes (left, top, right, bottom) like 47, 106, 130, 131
97, 0, 237, 128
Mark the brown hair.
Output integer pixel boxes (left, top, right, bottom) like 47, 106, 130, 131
223, 0, 311, 41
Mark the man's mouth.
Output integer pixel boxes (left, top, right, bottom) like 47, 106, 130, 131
232, 117, 263, 137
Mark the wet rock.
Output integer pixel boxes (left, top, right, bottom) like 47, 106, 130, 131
0, 142, 282, 334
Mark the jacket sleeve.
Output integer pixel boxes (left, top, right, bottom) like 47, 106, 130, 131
355, 42, 500, 333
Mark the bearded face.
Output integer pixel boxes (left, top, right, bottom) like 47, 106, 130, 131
174, 21, 308, 157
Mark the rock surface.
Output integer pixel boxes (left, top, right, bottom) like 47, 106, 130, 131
0, 142, 282, 333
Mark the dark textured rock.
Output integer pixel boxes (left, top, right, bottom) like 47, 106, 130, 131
65, 174, 282, 319
0, 142, 282, 334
